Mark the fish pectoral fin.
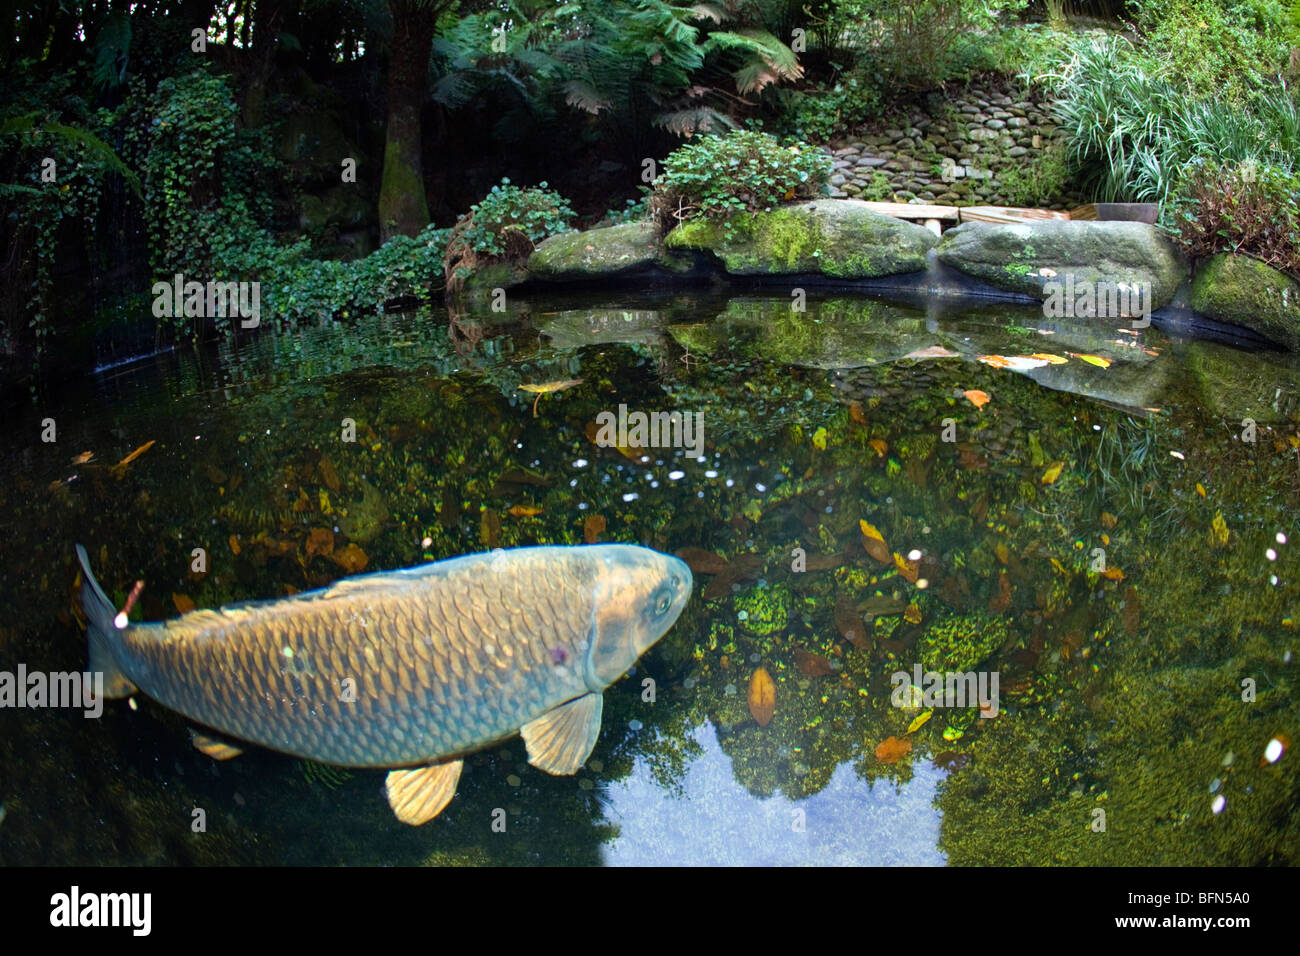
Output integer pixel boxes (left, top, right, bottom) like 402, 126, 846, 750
521, 692, 603, 776
385, 760, 463, 825
188, 728, 245, 761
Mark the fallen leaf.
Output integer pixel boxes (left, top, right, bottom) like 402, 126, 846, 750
835, 594, 870, 650
583, 514, 606, 543
794, 647, 834, 677
868, 438, 888, 457
305, 528, 334, 559
1100, 512, 1118, 529
1102, 566, 1124, 581
228, 535, 241, 556
172, 593, 196, 614
1029, 353, 1069, 365
70, 451, 94, 465
1121, 585, 1141, 636
748, 668, 776, 727
1196, 482, 1206, 498
904, 602, 922, 624
894, 552, 919, 584
849, 402, 869, 426
507, 504, 543, 517
1210, 510, 1229, 548
859, 519, 891, 564
1041, 461, 1064, 485
112, 440, 157, 472
675, 547, 729, 575
518, 379, 583, 416
1068, 352, 1111, 368
906, 710, 933, 734
331, 544, 369, 573
875, 736, 912, 764
319, 456, 341, 493
988, 571, 1012, 612
979, 354, 1049, 371
480, 507, 501, 548
963, 389, 991, 410
584, 420, 648, 463
812, 426, 828, 450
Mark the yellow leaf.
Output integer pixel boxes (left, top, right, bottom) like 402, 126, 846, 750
812, 426, 828, 450
1102, 566, 1124, 581
1196, 483, 1206, 498
1029, 353, 1069, 365
906, 709, 933, 735
963, 389, 991, 409
1041, 461, 1064, 485
507, 504, 543, 517
904, 602, 922, 624
1068, 352, 1111, 368
859, 519, 890, 564
1210, 510, 1229, 548
868, 438, 888, 457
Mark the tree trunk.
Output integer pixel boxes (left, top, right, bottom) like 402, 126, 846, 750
379, 2, 434, 241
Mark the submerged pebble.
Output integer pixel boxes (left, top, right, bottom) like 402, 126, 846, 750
724, 683, 738, 696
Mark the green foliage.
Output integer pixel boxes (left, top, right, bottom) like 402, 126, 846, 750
995, 142, 1072, 205
859, 170, 894, 202
1040, 33, 1300, 209
457, 179, 576, 257
649, 129, 832, 231
1172, 160, 1300, 279
1130, 0, 1298, 101
776, 75, 881, 142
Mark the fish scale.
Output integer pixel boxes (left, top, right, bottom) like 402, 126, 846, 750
112, 550, 598, 766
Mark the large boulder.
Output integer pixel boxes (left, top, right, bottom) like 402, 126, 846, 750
936, 220, 1187, 312
664, 199, 936, 278
1185, 340, 1300, 424
529, 222, 677, 280
1187, 253, 1300, 350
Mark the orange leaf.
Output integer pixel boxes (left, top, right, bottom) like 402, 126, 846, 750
1100, 512, 1118, 529
305, 527, 334, 559
849, 402, 868, 426
172, 593, 196, 614
868, 438, 888, 457
331, 543, 369, 574
748, 667, 776, 727
507, 504, 543, 517
894, 552, 919, 583
228, 535, 241, 556
1102, 566, 1124, 581
875, 735, 912, 763
963, 389, 991, 409
859, 519, 891, 564
793, 648, 834, 677
113, 439, 157, 470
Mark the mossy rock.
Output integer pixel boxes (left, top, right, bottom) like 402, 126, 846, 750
458, 260, 530, 297
528, 222, 666, 280
936, 220, 1187, 311
664, 199, 936, 278
1188, 253, 1300, 350
918, 609, 1010, 673
1184, 340, 1300, 424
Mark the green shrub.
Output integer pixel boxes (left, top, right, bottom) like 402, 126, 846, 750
1172, 159, 1300, 279
649, 129, 832, 232
456, 178, 576, 257
996, 142, 1073, 205
777, 74, 882, 143
860, 170, 894, 201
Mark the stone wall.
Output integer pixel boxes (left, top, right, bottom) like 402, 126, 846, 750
825, 77, 1083, 209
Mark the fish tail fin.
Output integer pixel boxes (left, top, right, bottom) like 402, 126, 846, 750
76, 544, 138, 698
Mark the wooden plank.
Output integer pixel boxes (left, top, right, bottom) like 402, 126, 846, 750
858, 201, 960, 221
959, 205, 1070, 225
1069, 203, 1158, 223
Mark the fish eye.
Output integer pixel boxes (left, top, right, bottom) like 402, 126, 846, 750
654, 591, 672, 615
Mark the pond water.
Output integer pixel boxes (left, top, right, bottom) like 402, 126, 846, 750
1, 288, 1297, 865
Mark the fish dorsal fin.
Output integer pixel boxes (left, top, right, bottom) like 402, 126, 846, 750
521, 692, 603, 776
189, 728, 245, 760
385, 760, 463, 825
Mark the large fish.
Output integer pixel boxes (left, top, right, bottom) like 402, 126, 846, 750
76, 543, 691, 824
